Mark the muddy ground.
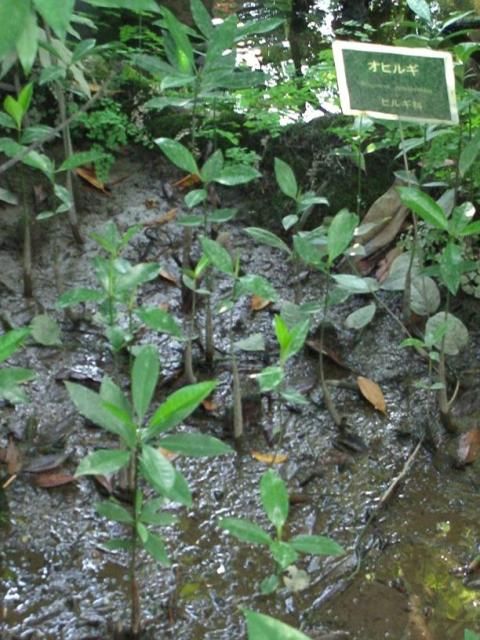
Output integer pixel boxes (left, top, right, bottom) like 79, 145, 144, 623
0, 149, 479, 639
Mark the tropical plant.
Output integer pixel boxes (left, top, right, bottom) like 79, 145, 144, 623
0, 328, 35, 404
243, 608, 314, 640
67, 344, 233, 636
219, 468, 344, 594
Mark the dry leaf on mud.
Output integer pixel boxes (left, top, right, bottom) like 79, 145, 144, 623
456, 428, 480, 465
202, 398, 218, 412
32, 472, 76, 488
144, 198, 159, 209
75, 166, 107, 192
250, 451, 288, 464
5, 438, 22, 475
159, 270, 179, 287
251, 295, 272, 311
357, 376, 387, 414
144, 208, 177, 227
173, 173, 201, 190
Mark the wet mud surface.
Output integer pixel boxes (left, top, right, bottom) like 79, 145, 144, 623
0, 150, 479, 639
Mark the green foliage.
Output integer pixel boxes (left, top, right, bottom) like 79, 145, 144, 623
219, 469, 344, 594
243, 609, 313, 640
0, 328, 35, 404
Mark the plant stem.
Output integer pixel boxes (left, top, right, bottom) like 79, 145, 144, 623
318, 278, 342, 426
129, 451, 141, 636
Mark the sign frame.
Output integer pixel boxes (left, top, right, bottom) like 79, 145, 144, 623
332, 40, 459, 125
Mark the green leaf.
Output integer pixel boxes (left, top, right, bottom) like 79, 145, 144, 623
84, 0, 160, 10
3, 97, 23, 130
0, 0, 31, 59
327, 208, 358, 264
0, 368, 35, 401
459, 129, 480, 178
236, 17, 284, 39
269, 540, 298, 570
33, 0, 75, 38
449, 202, 476, 237
96, 499, 133, 524
274, 314, 290, 354
215, 164, 261, 186
256, 366, 284, 393
66, 382, 134, 444
407, 0, 432, 23
162, 467, 192, 507
290, 534, 345, 556
237, 274, 278, 301
132, 345, 159, 422
410, 277, 440, 316
0, 328, 30, 363
57, 287, 104, 307
234, 333, 265, 352
345, 303, 376, 330
161, 6, 194, 73
332, 274, 379, 293
136, 307, 182, 338
460, 220, 480, 237
140, 444, 176, 494
39, 66, 66, 85
282, 319, 309, 363
274, 157, 298, 200
71, 38, 96, 64
116, 261, 161, 293
146, 381, 217, 439
200, 236, 234, 275
75, 449, 130, 477
143, 531, 171, 565
260, 469, 289, 532
242, 609, 313, 640
398, 187, 448, 231
16, 11, 38, 75
159, 433, 233, 457
100, 376, 132, 418
280, 389, 308, 405
464, 630, 480, 640
200, 149, 224, 183
260, 575, 280, 595
103, 538, 133, 551
425, 312, 469, 356
184, 188, 207, 209
245, 227, 291, 255
155, 138, 198, 175
30, 314, 62, 346
58, 149, 107, 172
439, 242, 463, 295
206, 208, 237, 224
190, 0, 213, 38
218, 517, 272, 545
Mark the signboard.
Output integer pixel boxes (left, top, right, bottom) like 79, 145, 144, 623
332, 41, 458, 125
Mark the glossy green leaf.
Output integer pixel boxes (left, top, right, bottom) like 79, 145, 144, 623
16, 11, 38, 75
234, 333, 265, 352
0, 0, 31, 59
260, 469, 289, 532
75, 449, 130, 477
269, 540, 298, 569
159, 433, 233, 457
410, 277, 440, 316
190, 0, 213, 38
0, 368, 35, 400
280, 388, 308, 405
439, 242, 463, 295
136, 307, 182, 338
200, 149, 224, 183
140, 444, 176, 493
161, 6, 194, 73
96, 499, 133, 524
290, 534, 344, 556
237, 274, 278, 301
162, 467, 192, 506
143, 531, 171, 565
459, 128, 480, 178
260, 575, 280, 595
184, 188, 207, 209
71, 38, 96, 64
460, 220, 480, 237
282, 319, 309, 363
200, 236, 234, 275
256, 365, 283, 392
116, 261, 161, 293
3, 97, 23, 130
84, 0, 160, 10
30, 314, 62, 346
0, 328, 30, 363
407, 0, 431, 23
425, 312, 468, 356
332, 274, 379, 293
33, 0, 75, 38
100, 376, 132, 418
132, 345, 159, 422
0, 187, 17, 204
398, 187, 448, 231
243, 609, 313, 640
155, 138, 198, 175
274, 157, 298, 200
218, 518, 272, 545
345, 303, 376, 330
215, 164, 261, 186
245, 227, 291, 254
57, 287, 103, 307
206, 207, 237, 224
58, 149, 106, 172
66, 382, 134, 444
327, 208, 358, 264
146, 381, 217, 439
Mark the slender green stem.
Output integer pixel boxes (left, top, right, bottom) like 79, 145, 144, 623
319, 276, 342, 426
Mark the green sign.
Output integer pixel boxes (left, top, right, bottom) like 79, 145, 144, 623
332, 41, 458, 125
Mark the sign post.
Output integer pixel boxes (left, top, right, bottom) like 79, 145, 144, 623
332, 41, 458, 125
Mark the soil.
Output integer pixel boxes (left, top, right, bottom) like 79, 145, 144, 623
0, 147, 479, 640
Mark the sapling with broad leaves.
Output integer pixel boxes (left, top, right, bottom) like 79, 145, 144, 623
242, 609, 314, 640
219, 468, 344, 594
66, 344, 233, 637
398, 186, 479, 432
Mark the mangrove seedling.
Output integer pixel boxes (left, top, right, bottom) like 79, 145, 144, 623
0, 327, 35, 404
219, 468, 344, 594
67, 344, 233, 636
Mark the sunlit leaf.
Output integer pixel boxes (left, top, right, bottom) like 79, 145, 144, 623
250, 451, 288, 465
274, 157, 298, 200
132, 345, 159, 422
398, 187, 448, 231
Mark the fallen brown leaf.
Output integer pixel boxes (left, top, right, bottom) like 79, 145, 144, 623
33, 472, 76, 488
159, 270, 180, 287
357, 376, 387, 414
251, 295, 272, 311
251, 451, 288, 464
144, 208, 177, 227
457, 428, 480, 465
202, 399, 218, 412
75, 166, 107, 193
173, 174, 201, 190
6, 437, 22, 475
